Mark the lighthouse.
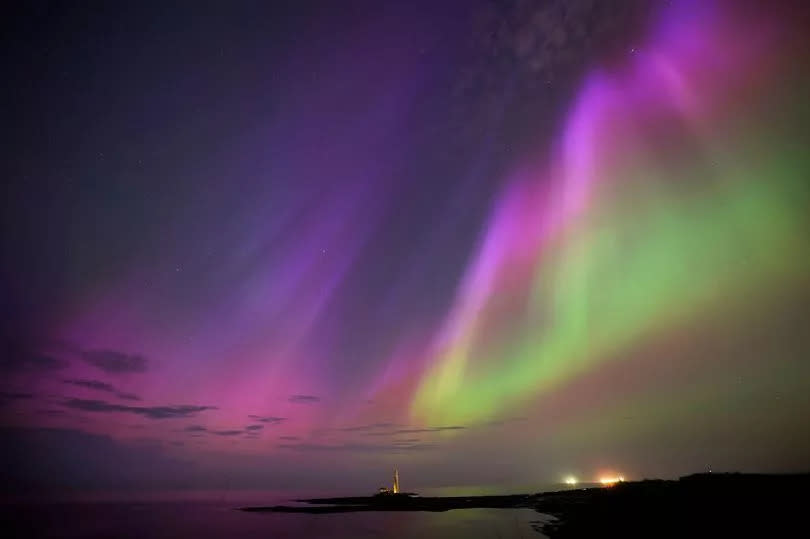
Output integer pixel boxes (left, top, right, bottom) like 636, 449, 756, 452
376, 467, 403, 495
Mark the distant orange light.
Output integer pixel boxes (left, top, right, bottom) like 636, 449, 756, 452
599, 475, 625, 486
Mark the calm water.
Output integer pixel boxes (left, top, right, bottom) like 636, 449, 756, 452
2, 492, 554, 538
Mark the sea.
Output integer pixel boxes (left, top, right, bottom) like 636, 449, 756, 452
1, 489, 556, 538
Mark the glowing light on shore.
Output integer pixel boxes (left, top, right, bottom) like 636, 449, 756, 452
599, 476, 625, 486
564, 476, 578, 486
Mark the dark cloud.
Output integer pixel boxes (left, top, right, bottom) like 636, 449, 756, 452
82, 349, 147, 373
327, 423, 463, 436
63, 379, 115, 392
393, 438, 421, 444
365, 425, 465, 436
210, 430, 242, 436
245, 425, 263, 431
183, 425, 207, 432
288, 395, 320, 404
247, 415, 286, 424
484, 416, 528, 427
170, 441, 184, 446
339, 422, 398, 432
62, 398, 216, 419
63, 379, 141, 402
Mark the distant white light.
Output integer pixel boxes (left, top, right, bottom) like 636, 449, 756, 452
564, 476, 578, 486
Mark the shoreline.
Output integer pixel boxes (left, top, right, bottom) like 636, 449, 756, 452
241, 473, 809, 536
242, 493, 540, 513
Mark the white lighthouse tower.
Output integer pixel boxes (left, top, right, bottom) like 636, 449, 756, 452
393, 468, 400, 494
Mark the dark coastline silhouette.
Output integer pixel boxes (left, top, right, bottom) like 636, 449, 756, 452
242, 473, 808, 537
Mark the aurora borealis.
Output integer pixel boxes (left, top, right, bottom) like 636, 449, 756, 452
410, 0, 810, 425
3, 0, 809, 494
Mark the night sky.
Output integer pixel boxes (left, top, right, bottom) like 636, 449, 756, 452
2, 0, 809, 496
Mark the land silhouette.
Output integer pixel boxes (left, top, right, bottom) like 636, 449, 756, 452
242, 473, 808, 537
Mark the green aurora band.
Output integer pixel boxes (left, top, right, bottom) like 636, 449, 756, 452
409, 1, 810, 427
